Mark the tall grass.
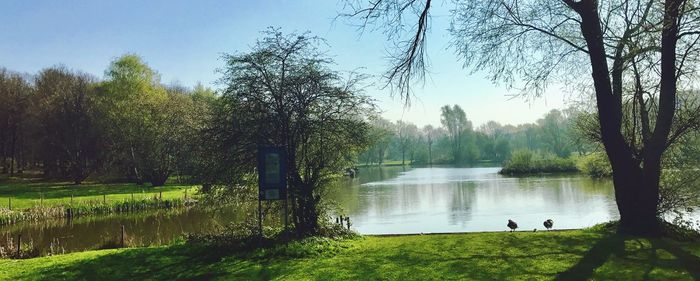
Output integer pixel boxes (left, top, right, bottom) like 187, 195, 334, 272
0, 197, 196, 227
499, 150, 578, 175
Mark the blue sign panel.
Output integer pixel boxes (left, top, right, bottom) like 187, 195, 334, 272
257, 147, 287, 200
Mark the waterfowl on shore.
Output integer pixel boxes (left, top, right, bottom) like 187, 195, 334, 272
507, 219, 518, 232
544, 219, 554, 230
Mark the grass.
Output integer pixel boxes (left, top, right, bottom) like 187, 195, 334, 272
0, 176, 195, 210
500, 150, 578, 175
1, 228, 699, 280
0, 176, 197, 226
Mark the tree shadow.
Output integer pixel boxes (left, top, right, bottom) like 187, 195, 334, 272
555, 234, 700, 281
554, 235, 626, 281
650, 239, 700, 280
27, 244, 234, 281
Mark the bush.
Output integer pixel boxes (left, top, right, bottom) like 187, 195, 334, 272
576, 152, 612, 177
659, 169, 700, 218
500, 150, 578, 175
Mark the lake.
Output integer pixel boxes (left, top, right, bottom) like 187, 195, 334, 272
1, 166, 619, 254
328, 166, 618, 234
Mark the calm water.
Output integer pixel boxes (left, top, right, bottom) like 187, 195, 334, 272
1, 166, 620, 254
328, 166, 618, 234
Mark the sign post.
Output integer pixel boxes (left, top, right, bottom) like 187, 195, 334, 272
257, 147, 288, 238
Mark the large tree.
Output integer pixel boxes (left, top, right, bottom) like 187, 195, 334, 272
214, 29, 374, 236
346, 0, 700, 235
34, 67, 104, 183
440, 104, 475, 164
99, 54, 166, 185
0, 69, 32, 175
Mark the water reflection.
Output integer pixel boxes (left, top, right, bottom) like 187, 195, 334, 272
1, 166, 622, 254
328, 167, 619, 234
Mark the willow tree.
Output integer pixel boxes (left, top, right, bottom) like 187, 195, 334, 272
345, 0, 700, 234
216, 29, 374, 236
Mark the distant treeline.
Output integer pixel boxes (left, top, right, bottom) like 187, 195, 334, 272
359, 104, 594, 166
0, 54, 216, 186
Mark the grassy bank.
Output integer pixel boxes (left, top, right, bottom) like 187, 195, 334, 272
1, 228, 699, 280
500, 150, 579, 175
0, 177, 197, 226
0, 177, 194, 210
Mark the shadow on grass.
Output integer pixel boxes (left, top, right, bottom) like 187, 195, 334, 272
28, 245, 233, 281
554, 235, 625, 281
652, 239, 700, 280
555, 234, 700, 281
16, 232, 700, 281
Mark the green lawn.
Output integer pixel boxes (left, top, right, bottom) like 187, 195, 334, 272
0, 177, 195, 210
1, 229, 699, 280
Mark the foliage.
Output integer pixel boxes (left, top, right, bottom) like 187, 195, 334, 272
210, 29, 374, 236
359, 108, 584, 167
1, 55, 215, 187
577, 152, 613, 178
33, 67, 105, 183
500, 150, 578, 175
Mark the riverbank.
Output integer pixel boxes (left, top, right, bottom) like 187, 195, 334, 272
0, 177, 197, 226
2, 227, 699, 280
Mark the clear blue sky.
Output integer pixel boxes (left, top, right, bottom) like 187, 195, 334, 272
0, 0, 569, 127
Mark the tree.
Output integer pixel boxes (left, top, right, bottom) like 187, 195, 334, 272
346, 0, 700, 235
440, 104, 473, 164
422, 125, 438, 165
33, 67, 104, 183
396, 120, 418, 165
537, 109, 572, 157
215, 29, 374, 236
99, 54, 166, 185
144, 85, 205, 186
0, 69, 32, 175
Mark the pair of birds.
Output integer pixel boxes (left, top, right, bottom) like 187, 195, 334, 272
507, 219, 553, 232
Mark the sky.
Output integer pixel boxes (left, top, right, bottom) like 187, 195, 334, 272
0, 0, 573, 128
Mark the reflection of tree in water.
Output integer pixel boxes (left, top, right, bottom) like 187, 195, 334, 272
448, 181, 476, 226
356, 166, 405, 185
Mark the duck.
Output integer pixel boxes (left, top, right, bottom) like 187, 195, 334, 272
544, 219, 554, 231
507, 219, 518, 232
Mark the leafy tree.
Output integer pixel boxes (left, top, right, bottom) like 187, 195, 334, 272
33, 67, 104, 183
99, 54, 166, 185
0, 69, 32, 175
537, 109, 572, 157
421, 125, 443, 165
144, 85, 206, 186
396, 120, 419, 165
214, 29, 374, 236
440, 105, 474, 164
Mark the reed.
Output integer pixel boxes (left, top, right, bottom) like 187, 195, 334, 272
0, 197, 197, 227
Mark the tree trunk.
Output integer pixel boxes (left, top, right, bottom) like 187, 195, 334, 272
570, 0, 680, 236
130, 145, 143, 185
428, 145, 432, 167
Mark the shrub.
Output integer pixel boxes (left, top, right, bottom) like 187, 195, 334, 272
500, 150, 577, 175
576, 152, 612, 177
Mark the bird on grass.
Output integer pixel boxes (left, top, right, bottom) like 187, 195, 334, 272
544, 219, 554, 231
507, 219, 518, 232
